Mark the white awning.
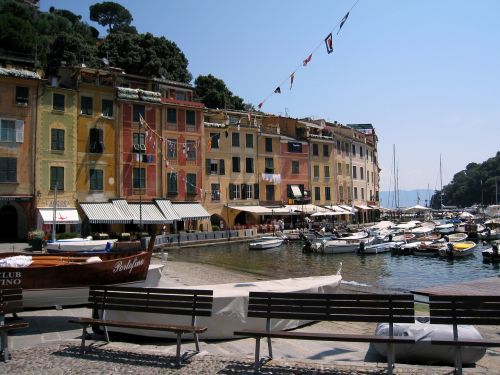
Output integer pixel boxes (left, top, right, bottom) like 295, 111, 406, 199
290, 185, 302, 198
286, 204, 331, 214
340, 205, 359, 213
155, 199, 181, 221
229, 205, 273, 215
323, 205, 350, 213
80, 203, 131, 224
38, 208, 81, 225
355, 204, 373, 210
129, 203, 171, 224
173, 203, 211, 220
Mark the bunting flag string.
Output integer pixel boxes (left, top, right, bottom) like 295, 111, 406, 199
255, 0, 359, 111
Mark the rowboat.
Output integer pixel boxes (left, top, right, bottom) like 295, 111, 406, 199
248, 236, 284, 250
438, 241, 477, 258
0, 236, 156, 308
45, 237, 118, 253
98, 272, 343, 340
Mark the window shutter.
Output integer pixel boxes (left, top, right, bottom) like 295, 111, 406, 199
228, 183, 234, 199
254, 183, 259, 199
241, 184, 247, 199
219, 159, 225, 175
15, 120, 24, 143
206, 159, 211, 174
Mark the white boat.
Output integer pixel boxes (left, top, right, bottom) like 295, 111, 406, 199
443, 233, 468, 242
98, 273, 343, 340
322, 236, 376, 254
481, 243, 500, 262
357, 241, 402, 254
45, 236, 118, 253
438, 241, 477, 258
435, 223, 455, 234
340, 231, 369, 240
455, 222, 486, 237
478, 228, 500, 241
410, 223, 436, 237
248, 236, 284, 250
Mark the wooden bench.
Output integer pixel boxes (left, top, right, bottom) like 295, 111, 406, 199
0, 289, 29, 362
428, 295, 500, 375
234, 292, 415, 374
68, 286, 213, 364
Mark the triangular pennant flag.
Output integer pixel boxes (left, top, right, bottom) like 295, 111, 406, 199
289, 73, 295, 90
274, 86, 281, 94
258, 101, 264, 109
303, 54, 312, 66
325, 33, 333, 54
337, 11, 350, 34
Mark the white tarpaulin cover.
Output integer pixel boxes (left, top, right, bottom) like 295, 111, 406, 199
103, 274, 342, 339
373, 320, 486, 365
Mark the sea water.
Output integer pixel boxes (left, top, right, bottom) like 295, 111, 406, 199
166, 240, 498, 292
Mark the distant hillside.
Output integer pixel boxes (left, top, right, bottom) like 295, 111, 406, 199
380, 189, 434, 209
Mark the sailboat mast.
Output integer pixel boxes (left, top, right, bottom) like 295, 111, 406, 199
439, 154, 443, 209
393, 144, 397, 208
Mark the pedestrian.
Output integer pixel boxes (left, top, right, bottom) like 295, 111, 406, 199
279, 219, 284, 234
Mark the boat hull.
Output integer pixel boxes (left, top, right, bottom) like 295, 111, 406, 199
46, 239, 118, 252
0, 251, 152, 307
102, 274, 342, 339
248, 238, 283, 250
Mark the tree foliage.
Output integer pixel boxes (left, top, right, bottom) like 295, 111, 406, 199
194, 74, 245, 110
430, 151, 500, 208
89, 1, 132, 32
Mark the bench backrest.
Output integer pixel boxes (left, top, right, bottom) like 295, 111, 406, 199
89, 286, 213, 319
0, 288, 23, 316
429, 295, 500, 325
246, 292, 415, 323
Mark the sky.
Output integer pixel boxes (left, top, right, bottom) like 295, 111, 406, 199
41, 0, 500, 192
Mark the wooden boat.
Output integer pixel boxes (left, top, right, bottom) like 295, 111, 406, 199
413, 242, 444, 257
0, 236, 156, 308
100, 272, 343, 340
46, 237, 118, 253
248, 236, 284, 250
444, 233, 468, 242
438, 241, 477, 258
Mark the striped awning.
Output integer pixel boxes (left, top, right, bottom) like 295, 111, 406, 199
172, 203, 210, 220
129, 203, 171, 224
355, 204, 373, 210
286, 204, 332, 214
79, 203, 131, 224
38, 208, 81, 224
155, 199, 181, 221
340, 205, 359, 213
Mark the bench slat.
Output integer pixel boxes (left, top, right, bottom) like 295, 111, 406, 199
68, 318, 207, 334
90, 292, 213, 303
234, 329, 415, 344
248, 311, 415, 323
94, 303, 212, 316
0, 322, 29, 331
249, 292, 413, 300
248, 299, 413, 309
248, 304, 414, 316
90, 286, 213, 296
90, 297, 213, 310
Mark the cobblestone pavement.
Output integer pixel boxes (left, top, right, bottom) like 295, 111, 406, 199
1, 341, 487, 375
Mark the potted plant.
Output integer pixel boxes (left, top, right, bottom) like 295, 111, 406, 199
27, 229, 45, 251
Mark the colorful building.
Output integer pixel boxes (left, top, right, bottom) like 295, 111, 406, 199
0, 68, 41, 240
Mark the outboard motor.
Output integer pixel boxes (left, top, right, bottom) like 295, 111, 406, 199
388, 234, 393, 242
446, 242, 454, 256
444, 235, 449, 242
358, 241, 365, 254
493, 244, 499, 257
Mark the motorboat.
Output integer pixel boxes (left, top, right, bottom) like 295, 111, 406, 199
410, 223, 436, 237
455, 222, 486, 238
413, 242, 445, 257
435, 223, 455, 234
98, 272, 343, 340
45, 236, 118, 253
357, 241, 402, 255
248, 236, 284, 250
0, 236, 156, 308
321, 236, 376, 254
340, 231, 369, 240
438, 241, 477, 258
443, 233, 468, 242
482, 243, 500, 262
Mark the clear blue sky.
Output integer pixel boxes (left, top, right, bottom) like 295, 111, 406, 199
41, 0, 500, 192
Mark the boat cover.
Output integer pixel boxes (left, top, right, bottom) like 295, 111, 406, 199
103, 274, 342, 339
372, 319, 486, 365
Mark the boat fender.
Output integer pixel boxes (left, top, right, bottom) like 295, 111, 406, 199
86, 256, 103, 263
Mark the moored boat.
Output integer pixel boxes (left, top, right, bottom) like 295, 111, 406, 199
357, 241, 402, 255
248, 236, 284, 250
99, 272, 343, 340
45, 237, 118, 253
438, 241, 477, 258
321, 237, 376, 254
0, 236, 156, 308
481, 243, 500, 262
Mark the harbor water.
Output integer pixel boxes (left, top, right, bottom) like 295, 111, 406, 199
167, 240, 499, 292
